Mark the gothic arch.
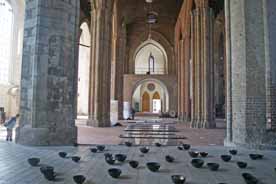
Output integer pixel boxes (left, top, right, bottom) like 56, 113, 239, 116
128, 31, 174, 74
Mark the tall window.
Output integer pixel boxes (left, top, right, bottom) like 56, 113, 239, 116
0, 0, 13, 84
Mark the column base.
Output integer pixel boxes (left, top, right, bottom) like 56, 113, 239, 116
15, 125, 77, 146
224, 139, 276, 150
87, 118, 111, 127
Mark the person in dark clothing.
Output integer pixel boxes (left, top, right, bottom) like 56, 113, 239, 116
4, 114, 19, 141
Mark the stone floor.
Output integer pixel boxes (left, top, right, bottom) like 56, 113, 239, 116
0, 141, 275, 184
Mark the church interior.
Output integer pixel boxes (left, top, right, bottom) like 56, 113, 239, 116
0, 0, 276, 183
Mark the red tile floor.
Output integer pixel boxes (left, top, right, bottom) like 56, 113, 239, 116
77, 118, 226, 146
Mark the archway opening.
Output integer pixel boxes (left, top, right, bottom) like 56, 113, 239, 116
132, 79, 169, 114
0, 0, 24, 124
77, 22, 91, 119
134, 40, 168, 75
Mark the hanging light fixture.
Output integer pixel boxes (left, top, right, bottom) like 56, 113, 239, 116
145, 0, 158, 40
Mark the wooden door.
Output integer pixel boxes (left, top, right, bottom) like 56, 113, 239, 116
142, 92, 150, 112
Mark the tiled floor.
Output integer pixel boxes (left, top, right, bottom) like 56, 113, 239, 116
0, 142, 275, 184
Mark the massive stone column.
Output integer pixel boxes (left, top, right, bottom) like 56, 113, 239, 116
87, 0, 114, 127
16, 0, 79, 145
227, 0, 276, 148
264, 0, 276, 130
225, 0, 233, 143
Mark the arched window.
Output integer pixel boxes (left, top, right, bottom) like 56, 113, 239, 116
0, 0, 13, 84
134, 40, 167, 75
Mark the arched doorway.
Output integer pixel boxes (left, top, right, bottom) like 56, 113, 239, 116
142, 92, 150, 112
0, 0, 24, 121
77, 22, 91, 118
132, 79, 169, 114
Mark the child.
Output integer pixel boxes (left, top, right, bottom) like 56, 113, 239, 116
4, 114, 19, 141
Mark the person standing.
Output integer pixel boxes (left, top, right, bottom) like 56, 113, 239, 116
4, 114, 19, 141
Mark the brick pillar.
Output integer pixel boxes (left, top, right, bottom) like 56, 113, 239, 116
87, 0, 114, 127
190, 11, 196, 126
116, 25, 127, 120
202, 7, 215, 128
228, 0, 276, 148
16, 0, 79, 145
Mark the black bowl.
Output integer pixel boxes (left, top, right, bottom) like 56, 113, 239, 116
140, 147, 150, 154
177, 146, 184, 150
171, 175, 186, 184
237, 161, 247, 169
242, 173, 258, 184
105, 156, 115, 165
207, 163, 220, 171
43, 172, 56, 181
40, 165, 54, 175
200, 152, 208, 158
96, 145, 105, 151
28, 158, 40, 167
73, 175, 86, 184
58, 152, 67, 158
221, 155, 232, 162
188, 151, 199, 158
129, 160, 139, 168
155, 142, 162, 147
125, 141, 132, 147
229, 149, 238, 155
90, 148, 97, 153
146, 162, 161, 172
71, 156, 81, 163
108, 168, 122, 178
165, 155, 175, 163
249, 154, 263, 160
191, 159, 204, 168
183, 144, 191, 150
115, 154, 127, 162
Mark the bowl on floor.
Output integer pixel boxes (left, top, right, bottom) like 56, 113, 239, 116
191, 159, 204, 168
165, 155, 175, 163
140, 147, 150, 154
188, 151, 199, 158
249, 154, 263, 160
115, 154, 127, 162
146, 162, 161, 172
183, 144, 191, 150
171, 175, 186, 184
221, 155, 232, 162
108, 168, 122, 178
73, 175, 86, 184
242, 173, 258, 184
200, 152, 208, 158
237, 161, 247, 169
96, 145, 105, 151
129, 160, 139, 168
229, 149, 238, 155
58, 152, 67, 158
28, 158, 40, 167
71, 156, 81, 163
207, 163, 219, 171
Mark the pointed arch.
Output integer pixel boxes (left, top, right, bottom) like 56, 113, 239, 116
153, 92, 160, 100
